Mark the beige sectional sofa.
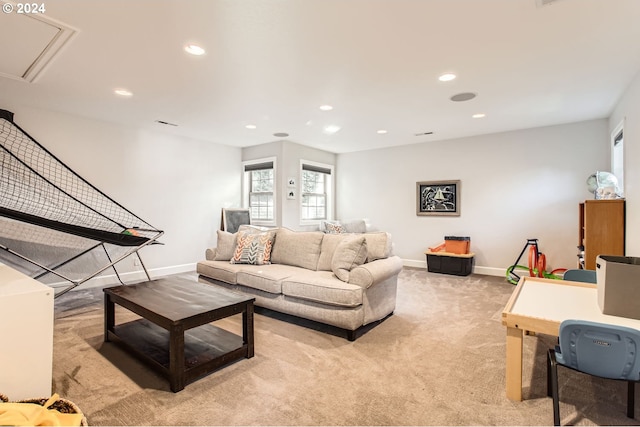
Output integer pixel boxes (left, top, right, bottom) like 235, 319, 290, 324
197, 227, 403, 340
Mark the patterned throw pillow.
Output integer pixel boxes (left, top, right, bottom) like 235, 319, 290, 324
325, 222, 345, 234
230, 231, 275, 265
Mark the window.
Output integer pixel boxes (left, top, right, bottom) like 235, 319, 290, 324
243, 159, 275, 223
611, 122, 624, 196
301, 161, 333, 222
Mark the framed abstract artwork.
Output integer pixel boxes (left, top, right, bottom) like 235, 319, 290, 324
416, 180, 460, 216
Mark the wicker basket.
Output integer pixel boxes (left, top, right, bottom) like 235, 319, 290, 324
0, 393, 88, 426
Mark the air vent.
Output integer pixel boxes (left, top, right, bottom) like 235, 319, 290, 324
415, 132, 434, 136
0, 3, 78, 82
536, 0, 562, 8
155, 120, 178, 127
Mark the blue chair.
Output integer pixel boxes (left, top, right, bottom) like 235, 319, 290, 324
563, 268, 597, 283
547, 320, 640, 425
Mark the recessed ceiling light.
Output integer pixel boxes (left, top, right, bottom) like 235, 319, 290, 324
114, 88, 133, 97
472, 113, 486, 119
377, 130, 388, 134
323, 125, 341, 135
273, 132, 289, 137
319, 105, 333, 111
245, 124, 257, 129
450, 92, 477, 102
184, 44, 205, 56
438, 73, 457, 82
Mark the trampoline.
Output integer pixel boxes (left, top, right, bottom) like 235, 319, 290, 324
0, 109, 164, 297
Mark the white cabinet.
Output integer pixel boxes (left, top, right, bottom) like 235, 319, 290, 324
0, 263, 54, 400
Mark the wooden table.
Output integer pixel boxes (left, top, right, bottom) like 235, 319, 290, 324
501, 276, 640, 401
104, 277, 255, 392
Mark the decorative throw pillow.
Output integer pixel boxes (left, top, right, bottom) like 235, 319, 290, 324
214, 230, 237, 261
341, 219, 367, 233
230, 230, 275, 265
325, 222, 345, 234
320, 220, 341, 233
331, 235, 368, 282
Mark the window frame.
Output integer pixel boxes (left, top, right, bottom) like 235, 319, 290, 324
242, 157, 277, 226
611, 119, 625, 196
299, 160, 334, 226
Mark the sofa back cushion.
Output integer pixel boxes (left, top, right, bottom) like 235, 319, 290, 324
317, 232, 393, 269
214, 230, 237, 261
271, 228, 324, 270
363, 232, 393, 262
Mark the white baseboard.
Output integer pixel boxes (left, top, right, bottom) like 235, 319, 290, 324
53, 259, 506, 291
52, 263, 197, 291
402, 258, 506, 277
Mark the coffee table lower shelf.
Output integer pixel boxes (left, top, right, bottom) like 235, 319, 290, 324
106, 319, 248, 391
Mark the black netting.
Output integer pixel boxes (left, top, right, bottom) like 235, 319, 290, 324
0, 110, 163, 295
0, 110, 160, 240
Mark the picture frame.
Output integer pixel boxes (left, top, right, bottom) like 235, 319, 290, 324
287, 177, 296, 188
221, 208, 251, 233
416, 180, 461, 216
287, 190, 296, 200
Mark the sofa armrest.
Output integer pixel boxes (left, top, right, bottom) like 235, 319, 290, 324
348, 255, 403, 288
205, 247, 217, 261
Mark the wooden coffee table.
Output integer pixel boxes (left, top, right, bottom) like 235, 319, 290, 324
103, 277, 255, 392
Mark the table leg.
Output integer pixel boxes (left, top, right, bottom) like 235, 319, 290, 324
243, 302, 255, 358
104, 294, 114, 342
169, 323, 186, 392
506, 326, 524, 401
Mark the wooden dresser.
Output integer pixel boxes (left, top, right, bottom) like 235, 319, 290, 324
578, 199, 625, 269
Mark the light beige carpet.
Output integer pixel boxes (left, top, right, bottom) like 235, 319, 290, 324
47, 268, 637, 426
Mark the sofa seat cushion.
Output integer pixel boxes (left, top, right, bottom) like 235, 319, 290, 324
281, 271, 363, 308
236, 264, 303, 294
196, 260, 248, 285
271, 228, 324, 270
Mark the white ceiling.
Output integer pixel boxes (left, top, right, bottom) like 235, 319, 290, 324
1, 0, 640, 153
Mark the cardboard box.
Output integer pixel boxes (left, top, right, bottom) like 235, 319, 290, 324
425, 251, 474, 276
596, 255, 640, 320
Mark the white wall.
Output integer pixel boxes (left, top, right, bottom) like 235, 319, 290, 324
1, 104, 620, 280
609, 69, 640, 257
243, 140, 336, 230
3, 105, 241, 280
336, 120, 609, 275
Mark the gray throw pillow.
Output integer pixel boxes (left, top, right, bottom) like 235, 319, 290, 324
214, 230, 237, 261
331, 235, 368, 282
341, 219, 367, 233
